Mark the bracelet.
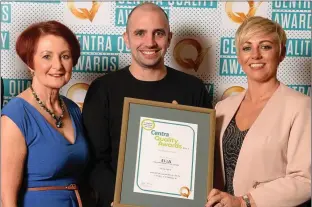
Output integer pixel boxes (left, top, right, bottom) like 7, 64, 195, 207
242, 195, 251, 207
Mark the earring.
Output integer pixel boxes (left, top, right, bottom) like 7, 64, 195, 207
27, 66, 35, 77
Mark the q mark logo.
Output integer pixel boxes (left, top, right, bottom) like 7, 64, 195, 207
221, 86, 245, 101
173, 39, 211, 72
67, 1, 102, 22
66, 83, 90, 111
225, 1, 263, 23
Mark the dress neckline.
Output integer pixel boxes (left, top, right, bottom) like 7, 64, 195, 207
15, 97, 77, 145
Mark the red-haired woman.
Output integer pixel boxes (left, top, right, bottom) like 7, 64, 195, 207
1, 21, 88, 207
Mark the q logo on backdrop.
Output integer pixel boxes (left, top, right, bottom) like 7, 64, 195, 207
173, 39, 211, 72
64, 1, 111, 25
225, 1, 263, 23
221, 86, 245, 101
221, 1, 267, 28
66, 83, 89, 111
68, 1, 102, 22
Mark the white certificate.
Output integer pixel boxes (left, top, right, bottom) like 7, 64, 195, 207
133, 117, 198, 199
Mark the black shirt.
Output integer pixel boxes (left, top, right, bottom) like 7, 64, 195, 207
1, 77, 3, 107
82, 66, 212, 207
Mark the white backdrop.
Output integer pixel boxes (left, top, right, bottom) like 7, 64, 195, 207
1, 1, 311, 108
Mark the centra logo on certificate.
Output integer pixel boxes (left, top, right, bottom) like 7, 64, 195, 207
134, 117, 198, 199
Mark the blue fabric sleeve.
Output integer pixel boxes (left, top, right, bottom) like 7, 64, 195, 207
1, 98, 28, 141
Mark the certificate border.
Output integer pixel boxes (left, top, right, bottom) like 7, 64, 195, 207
114, 97, 215, 207
135, 120, 196, 196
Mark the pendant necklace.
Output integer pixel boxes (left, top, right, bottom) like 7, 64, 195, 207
30, 86, 65, 128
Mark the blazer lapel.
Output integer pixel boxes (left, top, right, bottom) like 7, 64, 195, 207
233, 84, 284, 195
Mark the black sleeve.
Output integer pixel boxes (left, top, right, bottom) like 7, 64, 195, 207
1, 77, 4, 107
198, 82, 213, 109
82, 78, 115, 206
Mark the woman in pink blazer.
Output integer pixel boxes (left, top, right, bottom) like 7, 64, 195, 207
206, 16, 311, 207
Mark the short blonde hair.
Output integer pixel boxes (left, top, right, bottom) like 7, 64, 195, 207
235, 16, 287, 55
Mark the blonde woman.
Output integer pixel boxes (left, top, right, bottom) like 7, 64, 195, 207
206, 16, 311, 207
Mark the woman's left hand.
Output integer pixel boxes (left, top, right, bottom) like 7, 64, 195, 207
205, 188, 243, 207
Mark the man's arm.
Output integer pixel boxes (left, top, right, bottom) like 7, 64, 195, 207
1, 77, 4, 107
82, 78, 116, 206
199, 82, 213, 108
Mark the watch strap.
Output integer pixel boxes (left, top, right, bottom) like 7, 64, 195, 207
242, 195, 251, 207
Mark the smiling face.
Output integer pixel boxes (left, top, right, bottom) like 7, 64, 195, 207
237, 33, 285, 83
32, 35, 73, 89
123, 5, 172, 69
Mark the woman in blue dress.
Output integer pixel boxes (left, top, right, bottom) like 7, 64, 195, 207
1, 20, 88, 207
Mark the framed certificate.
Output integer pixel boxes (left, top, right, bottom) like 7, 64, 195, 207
114, 98, 215, 207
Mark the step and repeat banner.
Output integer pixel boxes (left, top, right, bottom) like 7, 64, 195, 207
1, 1, 311, 108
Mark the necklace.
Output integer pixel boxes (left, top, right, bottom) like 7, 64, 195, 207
30, 86, 65, 128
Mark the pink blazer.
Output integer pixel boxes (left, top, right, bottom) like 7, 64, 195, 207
214, 83, 311, 207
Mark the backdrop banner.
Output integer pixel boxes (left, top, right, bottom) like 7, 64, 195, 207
1, 1, 311, 107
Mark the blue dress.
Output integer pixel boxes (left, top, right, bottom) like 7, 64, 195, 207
1, 97, 89, 207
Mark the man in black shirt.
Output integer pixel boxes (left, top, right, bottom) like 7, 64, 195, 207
82, 3, 212, 207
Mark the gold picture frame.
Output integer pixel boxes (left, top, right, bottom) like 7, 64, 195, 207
114, 97, 215, 207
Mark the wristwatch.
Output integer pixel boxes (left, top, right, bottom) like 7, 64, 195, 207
242, 195, 251, 207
